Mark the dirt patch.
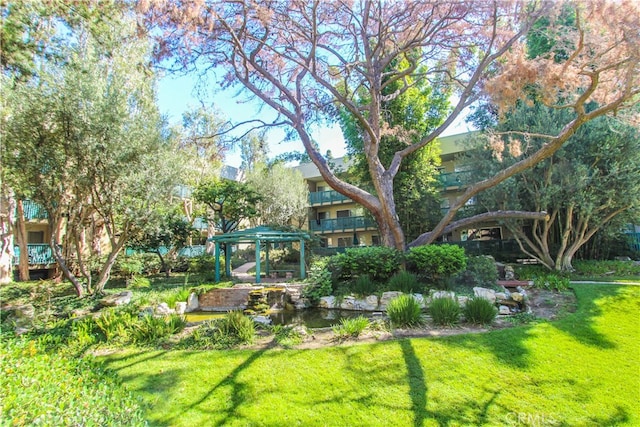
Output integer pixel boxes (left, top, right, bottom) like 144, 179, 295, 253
240, 288, 578, 351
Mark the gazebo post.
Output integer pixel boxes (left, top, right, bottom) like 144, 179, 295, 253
265, 242, 270, 277
214, 241, 221, 282
300, 239, 306, 279
255, 239, 261, 284
225, 243, 231, 278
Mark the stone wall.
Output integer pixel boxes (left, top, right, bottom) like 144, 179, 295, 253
198, 287, 254, 312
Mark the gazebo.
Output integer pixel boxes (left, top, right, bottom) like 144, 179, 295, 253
207, 226, 310, 283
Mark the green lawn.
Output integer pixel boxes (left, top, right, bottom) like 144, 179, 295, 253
102, 284, 640, 426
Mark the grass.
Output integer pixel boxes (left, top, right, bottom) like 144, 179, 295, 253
101, 284, 640, 426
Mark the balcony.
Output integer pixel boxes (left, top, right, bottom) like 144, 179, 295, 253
309, 190, 351, 206
309, 216, 376, 233
438, 170, 474, 188
13, 244, 55, 265
21, 200, 48, 221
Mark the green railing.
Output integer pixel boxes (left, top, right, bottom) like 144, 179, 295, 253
308, 190, 351, 205
13, 244, 55, 265
21, 200, 48, 220
438, 170, 474, 188
309, 216, 376, 233
125, 245, 207, 257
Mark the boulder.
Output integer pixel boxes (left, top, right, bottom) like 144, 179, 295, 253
253, 315, 272, 326
100, 291, 132, 307
473, 287, 496, 304
495, 292, 510, 302
319, 296, 337, 309
339, 296, 357, 310
457, 296, 469, 307
499, 305, 511, 315
510, 292, 524, 303
430, 290, 456, 301
139, 307, 154, 318
504, 265, 515, 281
175, 302, 187, 315
379, 291, 403, 310
411, 294, 426, 309
186, 292, 199, 312
155, 302, 174, 316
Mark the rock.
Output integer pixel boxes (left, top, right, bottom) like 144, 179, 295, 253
504, 265, 515, 281
339, 296, 357, 310
100, 291, 132, 307
411, 294, 426, 309
292, 325, 308, 337
253, 315, 272, 326
495, 292, 509, 302
379, 291, 403, 310
155, 302, 174, 316
511, 292, 524, 302
499, 305, 511, 315
473, 287, 496, 304
139, 307, 154, 318
175, 302, 187, 315
615, 256, 632, 261
430, 290, 456, 300
457, 296, 469, 307
319, 296, 336, 309
186, 292, 199, 312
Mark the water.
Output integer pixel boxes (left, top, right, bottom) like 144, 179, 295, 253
184, 308, 385, 329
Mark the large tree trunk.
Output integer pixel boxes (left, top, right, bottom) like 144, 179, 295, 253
93, 231, 128, 294
0, 193, 16, 284
15, 200, 30, 281
50, 229, 84, 297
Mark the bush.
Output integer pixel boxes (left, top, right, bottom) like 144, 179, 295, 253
388, 271, 420, 293
386, 294, 423, 328
463, 297, 498, 325
115, 255, 144, 278
128, 276, 151, 289
189, 255, 223, 274
164, 288, 191, 309
429, 296, 460, 326
533, 274, 570, 291
303, 257, 334, 303
350, 275, 380, 296
453, 255, 498, 288
572, 260, 640, 277
187, 311, 256, 349
0, 338, 146, 426
407, 244, 467, 284
332, 316, 369, 340
329, 246, 403, 282
132, 313, 186, 344
94, 307, 136, 343
272, 325, 304, 348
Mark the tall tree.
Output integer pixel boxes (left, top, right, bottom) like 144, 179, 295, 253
246, 162, 308, 228
2, 16, 178, 296
142, 0, 640, 250
193, 179, 262, 235
466, 103, 640, 271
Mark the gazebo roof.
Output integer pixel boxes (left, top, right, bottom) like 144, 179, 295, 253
207, 226, 310, 244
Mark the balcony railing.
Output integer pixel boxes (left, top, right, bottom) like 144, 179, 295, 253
438, 170, 474, 188
309, 190, 351, 205
13, 244, 55, 265
21, 200, 48, 221
309, 216, 376, 233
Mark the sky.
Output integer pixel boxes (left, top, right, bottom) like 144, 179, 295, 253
156, 73, 475, 168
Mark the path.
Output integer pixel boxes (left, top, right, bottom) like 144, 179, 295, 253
231, 262, 287, 284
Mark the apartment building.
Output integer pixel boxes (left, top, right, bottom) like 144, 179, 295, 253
295, 132, 508, 248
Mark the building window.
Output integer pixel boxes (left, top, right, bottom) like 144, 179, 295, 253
337, 237, 353, 247
336, 210, 351, 218
371, 235, 380, 246
27, 231, 45, 244
467, 227, 502, 241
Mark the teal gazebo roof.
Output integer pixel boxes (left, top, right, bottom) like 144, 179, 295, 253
207, 226, 310, 283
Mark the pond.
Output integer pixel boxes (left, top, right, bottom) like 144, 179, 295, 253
184, 308, 385, 329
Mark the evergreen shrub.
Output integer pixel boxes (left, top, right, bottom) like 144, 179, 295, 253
387, 294, 423, 328
329, 246, 403, 282
407, 244, 467, 284
463, 297, 498, 325
388, 271, 420, 293
429, 296, 460, 326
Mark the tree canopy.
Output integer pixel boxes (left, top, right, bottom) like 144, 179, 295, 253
141, 0, 640, 250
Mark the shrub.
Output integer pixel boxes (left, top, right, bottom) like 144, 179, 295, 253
388, 271, 420, 293
429, 296, 460, 326
164, 288, 191, 309
0, 338, 147, 426
272, 325, 304, 348
190, 311, 256, 349
189, 255, 222, 274
386, 294, 423, 328
463, 297, 498, 325
94, 308, 136, 343
332, 316, 369, 340
329, 246, 403, 282
115, 255, 144, 278
350, 275, 380, 296
453, 255, 498, 288
132, 313, 186, 344
407, 244, 467, 284
533, 274, 570, 291
303, 257, 334, 303
128, 276, 151, 289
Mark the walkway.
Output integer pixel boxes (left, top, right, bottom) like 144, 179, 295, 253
231, 262, 288, 284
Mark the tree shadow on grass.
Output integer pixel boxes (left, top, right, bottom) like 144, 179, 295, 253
399, 339, 427, 427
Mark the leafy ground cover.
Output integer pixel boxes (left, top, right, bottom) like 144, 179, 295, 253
101, 284, 640, 426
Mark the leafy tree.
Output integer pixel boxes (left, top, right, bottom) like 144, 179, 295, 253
193, 179, 262, 234
2, 16, 178, 296
246, 162, 308, 228
142, 1, 639, 250
129, 209, 197, 277
466, 103, 640, 271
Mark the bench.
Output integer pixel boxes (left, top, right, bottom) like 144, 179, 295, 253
516, 258, 540, 265
269, 270, 295, 279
